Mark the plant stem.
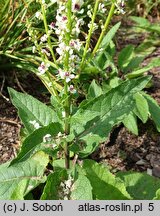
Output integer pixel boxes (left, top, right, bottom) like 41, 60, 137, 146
64, 0, 72, 169
80, 0, 100, 69
92, 3, 115, 57
41, 2, 57, 64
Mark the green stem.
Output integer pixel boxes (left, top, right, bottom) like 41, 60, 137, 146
35, 41, 60, 99
80, 0, 100, 69
41, 2, 57, 64
64, 0, 72, 170
92, 3, 115, 57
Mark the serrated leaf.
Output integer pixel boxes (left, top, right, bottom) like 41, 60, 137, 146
71, 174, 92, 200
134, 92, 149, 123
117, 171, 160, 200
8, 88, 60, 133
0, 151, 48, 200
41, 170, 67, 200
82, 160, 131, 200
71, 76, 151, 157
11, 122, 62, 165
87, 80, 103, 100
143, 93, 160, 132
118, 45, 134, 69
123, 112, 138, 135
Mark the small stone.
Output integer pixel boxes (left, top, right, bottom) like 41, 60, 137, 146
147, 168, 152, 176
152, 166, 160, 178
136, 159, 147, 165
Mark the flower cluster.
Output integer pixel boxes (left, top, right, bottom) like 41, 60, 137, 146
38, 62, 50, 75
115, 0, 126, 14
29, 120, 41, 129
31, 0, 126, 95
46, 0, 85, 93
58, 175, 74, 200
43, 134, 52, 142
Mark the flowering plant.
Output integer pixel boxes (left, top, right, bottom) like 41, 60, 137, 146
1, 0, 160, 200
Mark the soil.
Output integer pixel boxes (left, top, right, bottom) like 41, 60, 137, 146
0, 20, 160, 178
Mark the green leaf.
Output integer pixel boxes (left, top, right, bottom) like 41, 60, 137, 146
135, 40, 156, 58
82, 160, 131, 200
8, 88, 60, 133
41, 170, 67, 200
126, 57, 160, 79
153, 189, 160, 200
109, 76, 122, 88
0, 151, 49, 200
125, 66, 152, 79
99, 22, 121, 50
133, 92, 149, 123
117, 171, 160, 200
71, 174, 93, 200
143, 93, 160, 132
123, 112, 138, 135
87, 80, 103, 100
71, 76, 151, 157
130, 16, 150, 27
10, 122, 63, 165
130, 16, 160, 34
52, 159, 74, 170
118, 45, 134, 69
123, 56, 144, 73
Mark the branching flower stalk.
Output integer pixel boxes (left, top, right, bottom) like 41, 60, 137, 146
40, 1, 57, 63
80, 0, 100, 69
92, 2, 115, 56
26, 0, 126, 171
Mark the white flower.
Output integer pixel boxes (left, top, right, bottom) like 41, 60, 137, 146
115, 0, 126, 14
98, 3, 106, 13
88, 22, 98, 31
38, 62, 50, 75
70, 39, 82, 51
58, 70, 75, 83
59, 174, 74, 199
87, 10, 92, 18
56, 42, 66, 56
56, 15, 67, 31
42, 48, 50, 57
43, 134, 52, 143
72, 0, 84, 12
57, 132, 63, 137
40, 34, 48, 42
35, 11, 42, 19
49, 22, 55, 30
29, 120, 41, 129
73, 18, 84, 35
68, 85, 76, 94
